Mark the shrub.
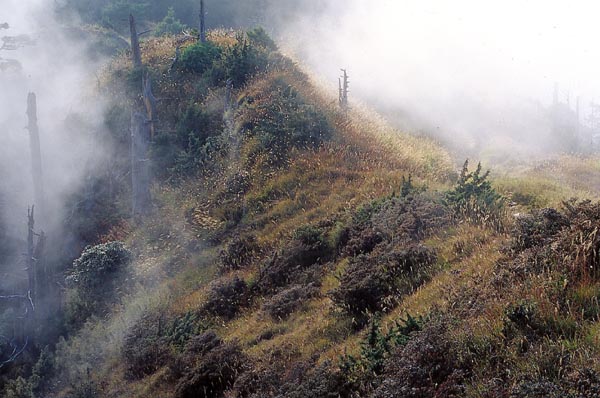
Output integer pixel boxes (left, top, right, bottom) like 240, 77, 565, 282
373, 321, 468, 398
179, 41, 222, 74
222, 34, 270, 87
247, 27, 277, 51
446, 160, 504, 229
370, 193, 450, 243
219, 235, 259, 272
331, 245, 437, 324
510, 208, 567, 252
341, 315, 423, 382
154, 7, 186, 36
174, 332, 246, 398
122, 311, 174, 379
67, 241, 131, 291
276, 361, 351, 398
202, 276, 250, 320
241, 77, 332, 166
65, 242, 131, 328
261, 284, 320, 320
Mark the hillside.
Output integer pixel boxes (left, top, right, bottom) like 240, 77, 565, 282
4, 27, 600, 398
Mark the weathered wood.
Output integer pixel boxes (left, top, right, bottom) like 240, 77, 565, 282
129, 14, 142, 68
142, 73, 157, 140
339, 69, 349, 109
131, 112, 152, 220
26, 93, 45, 226
199, 0, 206, 43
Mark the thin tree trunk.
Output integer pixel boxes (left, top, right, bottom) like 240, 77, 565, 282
130, 14, 142, 68
142, 73, 157, 140
26, 93, 44, 226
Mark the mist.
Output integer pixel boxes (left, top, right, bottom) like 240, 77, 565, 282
0, 0, 109, 280
271, 0, 600, 160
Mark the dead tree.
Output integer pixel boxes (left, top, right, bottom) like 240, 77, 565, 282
142, 72, 157, 140
129, 14, 142, 68
26, 93, 45, 225
131, 112, 152, 220
339, 69, 349, 110
0, 208, 43, 366
199, 0, 207, 43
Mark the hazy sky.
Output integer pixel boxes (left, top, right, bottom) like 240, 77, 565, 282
278, 0, 600, 154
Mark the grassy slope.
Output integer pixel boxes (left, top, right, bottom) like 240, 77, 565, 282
53, 32, 600, 398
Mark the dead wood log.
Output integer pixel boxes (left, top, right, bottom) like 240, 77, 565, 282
26, 93, 45, 225
129, 14, 142, 68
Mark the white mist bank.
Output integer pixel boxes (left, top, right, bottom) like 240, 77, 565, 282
0, 0, 108, 236
272, 0, 600, 157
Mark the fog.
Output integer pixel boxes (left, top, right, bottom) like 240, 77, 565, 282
0, 0, 108, 273
273, 0, 600, 159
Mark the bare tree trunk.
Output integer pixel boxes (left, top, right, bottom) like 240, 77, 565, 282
199, 0, 206, 43
339, 69, 349, 110
26, 93, 45, 226
129, 14, 142, 68
142, 72, 157, 140
131, 112, 151, 220
25, 207, 36, 343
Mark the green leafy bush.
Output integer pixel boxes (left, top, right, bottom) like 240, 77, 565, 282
446, 160, 504, 229
247, 27, 277, 51
242, 78, 332, 166
154, 7, 186, 36
67, 241, 131, 290
65, 242, 131, 328
179, 41, 222, 74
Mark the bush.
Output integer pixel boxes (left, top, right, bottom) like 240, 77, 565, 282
154, 7, 186, 36
222, 34, 270, 87
219, 235, 259, 272
247, 27, 277, 51
67, 241, 131, 291
65, 242, 131, 328
122, 311, 174, 379
174, 332, 246, 398
202, 276, 250, 320
446, 160, 504, 229
261, 284, 320, 320
373, 321, 468, 398
179, 41, 222, 74
241, 77, 332, 166
276, 361, 351, 398
341, 315, 423, 383
331, 245, 437, 324
510, 208, 567, 252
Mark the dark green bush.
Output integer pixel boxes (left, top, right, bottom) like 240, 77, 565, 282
223, 34, 270, 87
242, 78, 332, 166
65, 242, 131, 328
67, 242, 131, 290
179, 41, 222, 74
154, 7, 186, 36
341, 315, 423, 382
247, 27, 277, 51
446, 160, 504, 228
